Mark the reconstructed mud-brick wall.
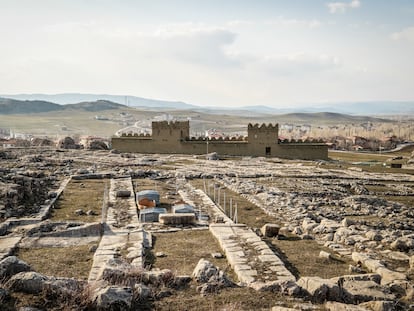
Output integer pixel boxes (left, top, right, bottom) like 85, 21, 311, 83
112, 121, 328, 160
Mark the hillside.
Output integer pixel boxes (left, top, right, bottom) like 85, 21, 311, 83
0, 98, 62, 114
1, 93, 195, 109
65, 100, 127, 112
0, 98, 127, 114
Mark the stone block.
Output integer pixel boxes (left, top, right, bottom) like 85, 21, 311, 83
261, 224, 280, 238
159, 213, 195, 225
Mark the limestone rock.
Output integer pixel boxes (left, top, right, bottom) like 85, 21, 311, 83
410, 255, 414, 271
390, 236, 414, 252
93, 286, 133, 310
358, 300, 396, 311
261, 223, 280, 237
172, 275, 191, 289
271, 307, 298, 311
325, 301, 369, 310
141, 269, 174, 286
0, 287, 10, 303
211, 252, 223, 259
192, 259, 234, 294
319, 251, 331, 260
134, 283, 151, 300
88, 140, 109, 150
192, 259, 220, 283
297, 276, 341, 303
250, 280, 302, 297
6, 271, 48, 294
0, 256, 32, 279
341, 280, 395, 303
365, 231, 382, 242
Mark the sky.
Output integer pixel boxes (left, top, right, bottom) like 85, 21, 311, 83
0, 0, 413, 108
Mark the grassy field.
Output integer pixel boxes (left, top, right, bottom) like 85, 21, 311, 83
269, 237, 352, 279
16, 244, 95, 279
150, 229, 233, 278
153, 286, 324, 311
190, 179, 279, 228
51, 179, 107, 222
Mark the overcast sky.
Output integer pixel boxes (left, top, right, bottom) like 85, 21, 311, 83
0, 0, 413, 108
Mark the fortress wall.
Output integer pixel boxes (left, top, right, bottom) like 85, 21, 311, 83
181, 140, 250, 156
112, 121, 328, 160
276, 144, 328, 160
111, 137, 165, 153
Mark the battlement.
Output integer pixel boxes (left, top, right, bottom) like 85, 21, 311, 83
248, 123, 278, 130
152, 120, 190, 130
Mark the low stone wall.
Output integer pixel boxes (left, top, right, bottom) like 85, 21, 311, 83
210, 224, 295, 285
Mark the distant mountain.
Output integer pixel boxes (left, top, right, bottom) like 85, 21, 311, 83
277, 112, 390, 123
290, 102, 414, 115
1, 93, 413, 115
0, 98, 62, 114
1, 93, 196, 110
0, 98, 127, 114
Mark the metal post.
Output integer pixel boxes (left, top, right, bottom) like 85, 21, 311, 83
230, 197, 233, 219
234, 203, 238, 223
213, 185, 216, 202
223, 192, 226, 214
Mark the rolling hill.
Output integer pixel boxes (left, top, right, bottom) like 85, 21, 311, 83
0, 93, 195, 109
1, 93, 413, 115
0, 98, 127, 114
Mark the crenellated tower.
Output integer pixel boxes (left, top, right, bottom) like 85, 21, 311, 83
151, 121, 190, 141
247, 123, 279, 156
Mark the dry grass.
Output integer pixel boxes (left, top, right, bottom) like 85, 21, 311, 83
16, 244, 95, 280
190, 179, 279, 228
153, 286, 322, 311
329, 151, 393, 162
51, 179, 107, 222
270, 237, 352, 279
150, 229, 234, 278
328, 151, 414, 175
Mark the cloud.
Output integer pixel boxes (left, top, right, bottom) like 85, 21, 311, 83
255, 53, 341, 76
43, 21, 239, 68
265, 17, 322, 29
327, 0, 361, 14
391, 26, 414, 42
145, 25, 239, 67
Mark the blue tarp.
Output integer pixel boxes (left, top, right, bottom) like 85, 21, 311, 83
172, 204, 195, 214
136, 190, 160, 205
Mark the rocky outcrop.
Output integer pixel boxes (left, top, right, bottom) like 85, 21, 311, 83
0, 256, 32, 279
297, 276, 341, 303
92, 286, 133, 310
57, 137, 81, 149
87, 140, 109, 150
192, 259, 235, 295
6, 271, 48, 294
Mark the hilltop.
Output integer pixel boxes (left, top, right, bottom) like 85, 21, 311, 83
0, 98, 127, 114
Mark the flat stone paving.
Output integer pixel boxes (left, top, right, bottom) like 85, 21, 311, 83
210, 224, 295, 285
0, 236, 22, 260
88, 177, 146, 283
180, 181, 295, 286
